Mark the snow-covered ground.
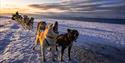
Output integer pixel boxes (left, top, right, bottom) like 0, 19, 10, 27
0, 17, 125, 63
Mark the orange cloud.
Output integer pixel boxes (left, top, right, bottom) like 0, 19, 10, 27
0, 5, 41, 15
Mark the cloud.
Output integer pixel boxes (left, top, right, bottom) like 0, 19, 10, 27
29, 0, 125, 12
29, 3, 69, 10
28, 0, 125, 18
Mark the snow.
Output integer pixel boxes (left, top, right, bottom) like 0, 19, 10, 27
41, 18, 125, 48
0, 17, 125, 63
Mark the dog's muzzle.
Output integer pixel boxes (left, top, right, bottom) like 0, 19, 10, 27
74, 37, 78, 42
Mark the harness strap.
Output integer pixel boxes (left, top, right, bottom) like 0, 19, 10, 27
47, 35, 54, 39
45, 39, 50, 46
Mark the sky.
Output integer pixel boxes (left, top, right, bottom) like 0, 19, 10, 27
0, 0, 125, 18
0, 0, 62, 14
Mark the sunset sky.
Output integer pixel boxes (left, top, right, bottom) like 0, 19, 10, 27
0, 0, 62, 14
0, 0, 125, 18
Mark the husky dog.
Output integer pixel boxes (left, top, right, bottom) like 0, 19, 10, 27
33, 22, 59, 62
11, 12, 25, 28
36, 21, 46, 34
11, 12, 34, 30
56, 29, 79, 61
28, 17, 34, 29
11, 12, 23, 23
23, 15, 34, 30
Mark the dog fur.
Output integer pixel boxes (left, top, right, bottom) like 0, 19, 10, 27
33, 22, 58, 62
56, 29, 79, 61
11, 12, 34, 30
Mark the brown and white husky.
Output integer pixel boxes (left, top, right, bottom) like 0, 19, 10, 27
33, 21, 59, 62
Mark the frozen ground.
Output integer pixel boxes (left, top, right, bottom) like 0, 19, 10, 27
0, 17, 125, 63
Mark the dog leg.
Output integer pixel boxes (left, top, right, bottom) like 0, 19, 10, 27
42, 46, 46, 62
33, 34, 39, 50
32, 45, 36, 51
40, 46, 42, 62
32, 42, 37, 51
40, 46, 46, 62
68, 45, 72, 61
61, 46, 66, 61
52, 46, 57, 62
43, 48, 46, 62
56, 45, 58, 51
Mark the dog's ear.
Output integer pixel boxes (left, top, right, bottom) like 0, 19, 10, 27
67, 29, 71, 32
47, 23, 53, 29
50, 24, 53, 27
